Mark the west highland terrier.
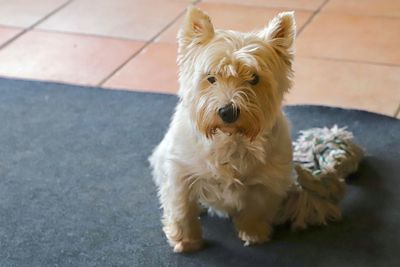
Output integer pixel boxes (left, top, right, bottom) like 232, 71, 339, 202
150, 7, 297, 253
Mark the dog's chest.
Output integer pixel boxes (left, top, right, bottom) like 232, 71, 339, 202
204, 134, 265, 178
191, 134, 266, 211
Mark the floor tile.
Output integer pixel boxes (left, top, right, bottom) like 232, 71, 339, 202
0, 27, 23, 47
285, 57, 400, 116
0, 0, 68, 28
296, 13, 400, 65
0, 30, 144, 85
323, 0, 400, 18
37, 0, 188, 41
203, 0, 325, 10
156, 2, 313, 43
104, 43, 178, 94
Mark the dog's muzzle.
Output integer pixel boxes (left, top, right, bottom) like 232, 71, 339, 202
218, 103, 240, 123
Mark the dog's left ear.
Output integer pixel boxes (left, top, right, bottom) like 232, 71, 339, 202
178, 7, 215, 49
260, 11, 296, 51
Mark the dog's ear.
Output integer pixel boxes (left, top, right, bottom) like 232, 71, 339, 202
178, 7, 215, 48
260, 12, 296, 51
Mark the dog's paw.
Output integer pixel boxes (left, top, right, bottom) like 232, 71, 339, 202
238, 230, 270, 246
234, 217, 272, 246
173, 239, 203, 253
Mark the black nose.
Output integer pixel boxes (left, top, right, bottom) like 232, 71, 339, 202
218, 103, 240, 123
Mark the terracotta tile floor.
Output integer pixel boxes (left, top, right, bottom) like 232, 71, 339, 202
0, 27, 23, 47
0, 0, 398, 117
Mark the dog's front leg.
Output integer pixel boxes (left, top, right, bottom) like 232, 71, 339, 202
233, 186, 281, 246
159, 179, 203, 253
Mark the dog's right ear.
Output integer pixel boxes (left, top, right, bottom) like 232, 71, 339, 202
178, 7, 215, 48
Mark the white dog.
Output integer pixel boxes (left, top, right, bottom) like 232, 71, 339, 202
149, 7, 296, 253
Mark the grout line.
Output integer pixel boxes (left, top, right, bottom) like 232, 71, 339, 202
0, 30, 26, 51
98, 0, 202, 87
97, 43, 146, 86
0, 25, 24, 31
297, 0, 330, 36
298, 55, 400, 68
33, 28, 147, 43
26, 0, 75, 29
0, 0, 74, 51
320, 11, 400, 20
394, 103, 400, 118
97, 13, 183, 86
197, 2, 317, 13
195, 1, 326, 13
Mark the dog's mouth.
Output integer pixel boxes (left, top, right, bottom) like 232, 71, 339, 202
215, 125, 238, 135
210, 124, 246, 137
208, 120, 261, 141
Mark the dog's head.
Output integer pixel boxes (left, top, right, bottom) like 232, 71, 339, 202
177, 7, 295, 140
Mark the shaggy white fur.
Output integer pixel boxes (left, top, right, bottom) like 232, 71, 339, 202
150, 7, 298, 252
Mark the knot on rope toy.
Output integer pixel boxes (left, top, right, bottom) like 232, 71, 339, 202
277, 125, 364, 230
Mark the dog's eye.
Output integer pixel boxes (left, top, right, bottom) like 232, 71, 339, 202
207, 76, 216, 84
249, 74, 259, 85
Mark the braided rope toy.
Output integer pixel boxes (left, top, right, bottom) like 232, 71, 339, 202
277, 125, 364, 229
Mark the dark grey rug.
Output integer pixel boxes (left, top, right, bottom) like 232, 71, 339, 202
0, 78, 399, 267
